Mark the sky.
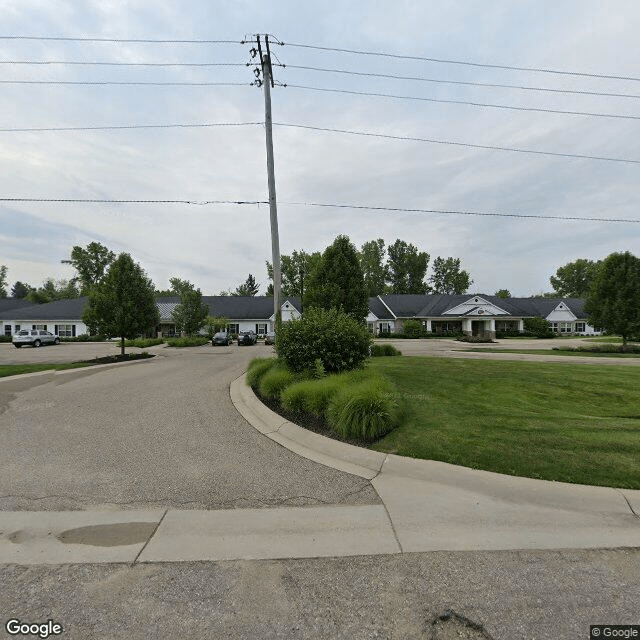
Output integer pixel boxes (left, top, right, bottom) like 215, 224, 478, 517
1, 0, 639, 297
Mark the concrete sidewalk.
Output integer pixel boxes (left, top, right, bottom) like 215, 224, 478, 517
4, 374, 637, 568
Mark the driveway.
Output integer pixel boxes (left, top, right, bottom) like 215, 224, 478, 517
0, 344, 377, 510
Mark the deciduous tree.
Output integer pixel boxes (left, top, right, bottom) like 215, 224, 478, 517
359, 239, 387, 297
386, 240, 429, 294
83, 253, 159, 355
266, 250, 322, 306
68, 242, 115, 295
0, 265, 7, 298
550, 258, 601, 298
585, 251, 640, 347
495, 289, 511, 298
429, 257, 472, 295
11, 281, 31, 299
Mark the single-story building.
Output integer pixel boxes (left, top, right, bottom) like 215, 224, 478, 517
2, 293, 600, 339
366, 294, 600, 337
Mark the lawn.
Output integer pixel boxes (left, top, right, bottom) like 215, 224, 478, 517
459, 348, 640, 358
368, 356, 640, 489
0, 362, 93, 378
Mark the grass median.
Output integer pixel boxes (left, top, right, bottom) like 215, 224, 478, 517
368, 356, 640, 489
0, 363, 93, 378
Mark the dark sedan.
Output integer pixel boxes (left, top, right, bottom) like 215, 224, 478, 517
211, 331, 233, 346
237, 331, 257, 346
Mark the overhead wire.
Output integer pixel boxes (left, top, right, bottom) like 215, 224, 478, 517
0, 60, 252, 67
1, 197, 637, 223
0, 80, 249, 86
281, 41, 640, 82
285, 84, 640, 120
0, 119, 635, 165
0, 36, 242, 44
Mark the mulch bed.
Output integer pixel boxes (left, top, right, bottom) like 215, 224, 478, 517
251, 386, 372, 448
76, 353, 155, 365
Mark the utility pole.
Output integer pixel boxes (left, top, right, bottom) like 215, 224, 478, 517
257, 35, 282, 331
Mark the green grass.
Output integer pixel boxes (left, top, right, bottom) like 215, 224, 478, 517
459, 348, 640, 358
368, 356, 640, 489
0, 362, 93, 378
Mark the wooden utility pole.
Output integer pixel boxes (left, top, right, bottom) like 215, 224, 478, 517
257, 35, 282, 330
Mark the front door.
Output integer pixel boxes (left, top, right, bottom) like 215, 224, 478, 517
471, 320, 484, 336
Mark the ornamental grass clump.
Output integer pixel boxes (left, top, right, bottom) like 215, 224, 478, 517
327, 376, 400, 442
370, 344, 401, 357
246, 357, 279, 388
258, 366, 296, 400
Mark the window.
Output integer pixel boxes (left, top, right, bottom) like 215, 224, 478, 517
367, 322, 374, 334
560, 322, 573, 333
379, 322, 391, 333
255, 323, 267, 336
575, 322, 585, 333
227, 323, 239, 335
57, 324, 74, 337
32, 324, 47, 331
550, 322, 558, 332
14, 325, 20, 332
4, 325, 11, 336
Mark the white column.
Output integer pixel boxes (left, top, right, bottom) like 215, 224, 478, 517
426, 319, 432, 333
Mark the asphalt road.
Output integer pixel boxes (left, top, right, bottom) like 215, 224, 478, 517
0, 344, 377, 510
2, 342, 638, 639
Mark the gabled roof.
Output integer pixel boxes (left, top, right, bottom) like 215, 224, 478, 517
156, 296, 302, 321
0, 298, 37, 315
368, 297, 394, 320
6, 297, 89, 320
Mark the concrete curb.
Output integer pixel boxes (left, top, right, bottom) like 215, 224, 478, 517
231, 373, 640, 553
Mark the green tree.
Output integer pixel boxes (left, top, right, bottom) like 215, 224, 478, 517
26, 278, 80, 303
550, 258, 601, 298
386, 240, 429, 294
83, 253, 159, 356
233, 274, 260, 296
11, 281, 31, 299
303, 235, 369, 322
429, 257, 473, 294
171, 280, 209, 336
359, 239, 387, 297
204, 315, 229, 338
495, 289, 511, 298
0, 265, 7, 298
584, 251, 640, 348
68, 242, 116, 295
266, 250, 322, 306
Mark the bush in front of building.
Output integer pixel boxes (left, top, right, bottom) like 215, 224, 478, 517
124, 337, 164, 348
523, 317, 555, 338
165, 336, 210, 347
60, 334, 108, 342
276, 306, 372, 374
401, 319, 424, 338
370, 344, 402, 356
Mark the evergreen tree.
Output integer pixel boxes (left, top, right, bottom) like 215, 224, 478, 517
233, 274, 260, 296
303, 235, 368, 322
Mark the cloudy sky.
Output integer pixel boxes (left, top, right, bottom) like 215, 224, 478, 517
1, 0, 639, 297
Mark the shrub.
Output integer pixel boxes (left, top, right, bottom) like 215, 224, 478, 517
0, 335, 12, 343
259, 366, 296, 399
125, 337, 164, 348
281, 379, 317, 414
523, 317, 554, 338
246, 358, 279, 388
402, 319, 423, 338
371, 344, 401, 357
276, 306, 372, 374
327, 376, 400, 442
60, 334, 108, 342
165, 336, 210, 347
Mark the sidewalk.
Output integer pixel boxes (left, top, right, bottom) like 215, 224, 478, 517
3, 374, 637, 567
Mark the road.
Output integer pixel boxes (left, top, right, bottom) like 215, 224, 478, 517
1, 342, 638, 639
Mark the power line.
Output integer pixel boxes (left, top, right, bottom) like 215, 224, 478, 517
1, 197, 636, 223
0, 60, 251, 67
0, 198, 268, 205
0, 119, 636, 165
282, 42, 640, 82
286, 84, 640, 120
272, 122, 640, 165
0, 122, 262, 132
0, 80, 249, 86
281, 64, 640, 100
279, 201, 640, 223
0, 36, 241, 44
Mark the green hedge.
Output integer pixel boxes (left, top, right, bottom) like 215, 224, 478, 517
370, 344, 401, 357
165, 336, 210, 347
276, 307, 371, 374
124, 337, 164, 348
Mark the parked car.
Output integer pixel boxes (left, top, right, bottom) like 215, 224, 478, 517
264, 332, 276, 345
12, 329, 60, 348
211, 331, 233, 346
237, 330, 257, 346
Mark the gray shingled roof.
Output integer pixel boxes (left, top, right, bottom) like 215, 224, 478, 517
6, 297, 89, 320
0, 299, 37, 315
155, 296, 302, 321
367, 297, 394, 320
